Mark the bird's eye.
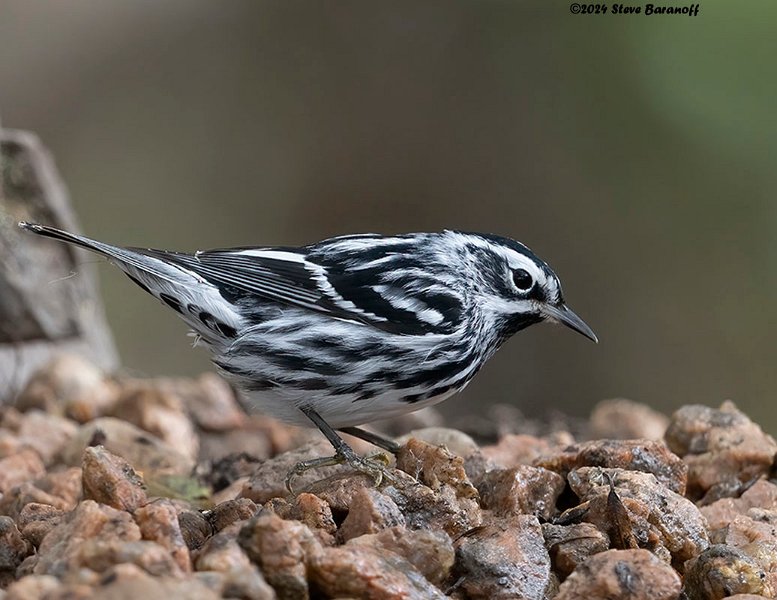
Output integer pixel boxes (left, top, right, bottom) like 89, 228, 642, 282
512, 268, 533, 291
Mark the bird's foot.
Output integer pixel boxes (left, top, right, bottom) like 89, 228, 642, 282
285, 448, 395, 494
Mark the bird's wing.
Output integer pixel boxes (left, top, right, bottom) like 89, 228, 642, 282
137, 241, 462, 335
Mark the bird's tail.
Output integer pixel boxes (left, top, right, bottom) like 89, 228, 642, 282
19, 221, 184, 284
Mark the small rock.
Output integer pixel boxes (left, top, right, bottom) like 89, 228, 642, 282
478, 465, 565, 520
195, 565, 276, 600
339, 487, 405, 541
75, 538, 184, 577
718, 511, 777, 548
211, 476, 250, 505
15, 411, 78, 465
0, 482, 72, 521
33, 499, 142, 576
110, 382, 199, 461
17, 503, 65, 547
197, 452, 262, 493
542, 522, 610, 579
481, 431, 576, 468
5, 574, 61, 599
264, 493, 337, 545
14, 354, 118, 421
198, 428, 273, 465
34, 467, 82, 509
382, 470, 482, 538
702, 480, 777, 532
134, 499, 191, 572
397, 438, 479, 501
454, 515, 552, 600
590, 398, 670, 440
555, 549, 681, 600
348, 526, 455, 586
63, 417, 194, 476
178, 510, 213, 552
195, 522, 252, 572
169, 373, 246, 432
82, 445, 148, 512
536, 439, 688, 495
308, 544, 446, 599
684, 544, 773, 600
206, 498, 257, 533
665, 402, 777, 500
238, 512, 321, 600
565, 467, 709, 566
92, 562, 220, 600
0, 516, 32, 582
396, 427, 479, 458
0, 449, 45, 494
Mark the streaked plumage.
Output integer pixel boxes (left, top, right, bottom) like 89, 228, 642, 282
18, 222, 596, 453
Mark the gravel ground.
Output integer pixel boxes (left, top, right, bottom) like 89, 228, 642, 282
1, 353, 776, 599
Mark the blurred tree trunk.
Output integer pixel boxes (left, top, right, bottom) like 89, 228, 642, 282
0, 125, 118, 402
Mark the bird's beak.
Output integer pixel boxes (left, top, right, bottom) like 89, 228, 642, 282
541, 304, 598, 343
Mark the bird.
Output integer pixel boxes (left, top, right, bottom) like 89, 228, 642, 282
19, 222, 597, 488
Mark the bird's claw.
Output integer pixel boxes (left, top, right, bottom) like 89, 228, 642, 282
285, 450, 395, 495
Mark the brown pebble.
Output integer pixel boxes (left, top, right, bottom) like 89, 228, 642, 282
397, 438, 479, 501
35, 466, 83, 508
309, 543, 447, 599
134, 499, 191, 572
15, 410, 78, 465
684, 544, 774, 600
14, 354, 118, 421
110, 382, 199, 461
81, 445, 148, 512
382, 469, 482, 538
339, 487, 406, 541
17, 503, 65, 548
454, 515, 551, 600
197, 451, 262, 494
542, 522, 610, 579
565, 467, 709, 566
555, 549, 681, 600
590, 398, 670, 440
665, 402, 777, 500
0, 516, 32, 579
536, 438, 688, 495
195, 522, 252, 572
238, 512, 321, 600
481, 431, 575, 468
478, 464, 565, 520
93, 562, 220, 599
207, 497, 257, 533
63, 417, 195, 476
0, 482, 72, 521
0, 448, 45, 493
75, 538, 184, 577
177, 373, 247, 432
178, 510, 213, 551
349, 526, 455, 586
33, 499, 142, 576
194, 564, 275, 600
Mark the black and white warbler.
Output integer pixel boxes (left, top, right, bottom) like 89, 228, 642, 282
19, 223, 597, 487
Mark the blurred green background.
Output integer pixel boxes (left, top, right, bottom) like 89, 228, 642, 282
1, 1, 775, 427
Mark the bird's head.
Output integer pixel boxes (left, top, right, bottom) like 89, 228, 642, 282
445, 231, 598, 343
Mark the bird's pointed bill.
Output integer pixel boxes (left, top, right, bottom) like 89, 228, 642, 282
541, 304, 598, 343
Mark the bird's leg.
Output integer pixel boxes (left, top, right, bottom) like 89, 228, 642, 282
285, 406, 395, 494
339, 426, 401, 454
